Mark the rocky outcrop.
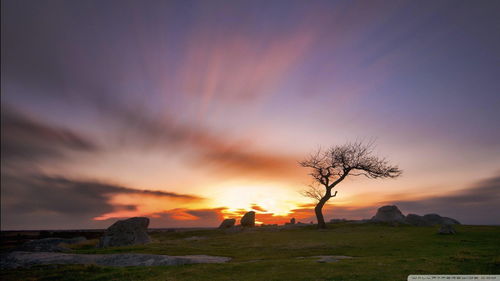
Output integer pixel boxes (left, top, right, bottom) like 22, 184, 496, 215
240, 211, 256, 227
218, 219, 236, 229
0, 252, 231, 269
422, 214, 444, 225
370, 205, 461, 226
423, 214, 460, 225
98, 217, 151, 248
370, 205, 405, 223
16, 237, 87, 252
404, 214, 428, 226
405, 213, 460, 226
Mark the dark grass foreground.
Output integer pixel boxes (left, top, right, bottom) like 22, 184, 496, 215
1, 223, 499, 281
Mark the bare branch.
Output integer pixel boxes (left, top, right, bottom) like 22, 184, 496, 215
330, 190, 338, 198
300, 184, 324, 202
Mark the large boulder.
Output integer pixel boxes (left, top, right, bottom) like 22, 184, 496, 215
218, 219, 236, 229
98, 217, 151, 248
240, 211, 255, 227
371, 205, 405, 223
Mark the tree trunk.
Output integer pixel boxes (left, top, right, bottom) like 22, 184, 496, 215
312, 172, 348, 229
315, 197, 328, 229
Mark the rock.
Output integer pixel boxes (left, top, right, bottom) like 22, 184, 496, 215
240, 211, 255, 227
0, 252, 231, 269
284, 219, 296, 227
423, 214, 460, 226
371, 205, 405, 223
16, 237, 87, 252
422, 214, 443, 225
405, 214, 428, 226
404, 213, 461, 226
442, 217, 461, 225
218, 219, 236, 229
98, 217, 151, 248
438, 224, 456, 235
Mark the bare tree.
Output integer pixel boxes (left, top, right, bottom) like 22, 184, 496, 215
299, 141, 402, 229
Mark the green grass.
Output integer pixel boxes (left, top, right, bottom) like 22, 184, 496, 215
2, 223, 499, 280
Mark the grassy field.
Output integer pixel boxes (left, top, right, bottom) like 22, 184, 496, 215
1, 223, 499, 280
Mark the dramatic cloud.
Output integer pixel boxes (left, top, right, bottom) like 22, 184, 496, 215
155, 208, 226, 224
250, 204, 268, 212
87, 100, 302, 181
94, 208, 228, 229
2, 0, 304, 182
0, 174, 203, 230
1, 105, 98, 164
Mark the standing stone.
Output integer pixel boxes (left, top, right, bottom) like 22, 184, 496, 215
98, 217, 151, 248
371, 205, 406, 223
438, 224, 456, 235
240, 211, 255, 227
218, 219, 236, 229
290, 218, 296, 224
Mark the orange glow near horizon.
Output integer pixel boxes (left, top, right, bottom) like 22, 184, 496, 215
93, 193, 205, 221
92, 182, 318, 224
91, 180, 412, 224
211, 184, 303, 217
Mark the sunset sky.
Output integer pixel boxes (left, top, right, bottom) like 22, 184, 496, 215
2, 0, 499, 230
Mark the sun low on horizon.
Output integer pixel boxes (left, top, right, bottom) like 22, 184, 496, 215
1, 0, 500, 231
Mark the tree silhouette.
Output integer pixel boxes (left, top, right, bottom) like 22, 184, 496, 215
300, 141, 402, 229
